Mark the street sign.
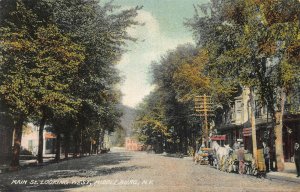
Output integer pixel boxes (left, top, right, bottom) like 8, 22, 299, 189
210, 135, 226, 141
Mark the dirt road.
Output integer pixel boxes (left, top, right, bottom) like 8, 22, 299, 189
0, 147, 299, 192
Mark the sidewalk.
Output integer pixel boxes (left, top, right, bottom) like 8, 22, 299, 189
0, 152, 108, 174
266, 162, 300, 184
0, 154, 71, 173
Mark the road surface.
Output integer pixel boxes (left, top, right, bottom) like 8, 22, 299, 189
0, 147, 299, 192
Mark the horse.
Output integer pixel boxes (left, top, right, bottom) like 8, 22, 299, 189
211, 141, 232, 170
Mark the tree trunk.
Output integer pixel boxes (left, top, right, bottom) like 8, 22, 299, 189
100, 129, 105, 150
95, 131, 100, 154
268, 126, 276, 171
55, 130, 61, 162
274, 88, 285, 172
10, 115, 25, 167
64, 134, 69, 159
73, 131, 79, 157
37, 115, 46, 163
179, 128, 183, 153
249, 87, 258, 163
80, 128, 83, 156
90, 139, 93, 155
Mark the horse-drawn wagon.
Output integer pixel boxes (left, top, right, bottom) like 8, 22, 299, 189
210, 141, 264, 176
193, 140, 266, 177
194, 147, 213, 165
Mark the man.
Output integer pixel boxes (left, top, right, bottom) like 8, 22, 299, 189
294, 142, 300, 177
237, 144, 245, 174
233, 141, 240, 150
263, 142, 270, 172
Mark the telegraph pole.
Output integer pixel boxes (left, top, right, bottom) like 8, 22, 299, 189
194, 94, 214, 147
249, 87, 258, 164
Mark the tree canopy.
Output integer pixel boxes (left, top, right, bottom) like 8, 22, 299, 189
0, 0, 140, 166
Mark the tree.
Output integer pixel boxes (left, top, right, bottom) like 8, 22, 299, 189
0, 0, 138, 165
256, 0, 300, 171
0, 1, 39, 166
1, 0, 86, 164
33, 24, 85, 163
49, 0, 140, 155
134, 45, 206, 154
134, 91, 169, 153
186, 0, 300, 171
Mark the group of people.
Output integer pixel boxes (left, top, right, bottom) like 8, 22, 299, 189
233, 141, 269, 174
233, 140, 300, 177
262, 141, 300, 178
197, 139, 300, 177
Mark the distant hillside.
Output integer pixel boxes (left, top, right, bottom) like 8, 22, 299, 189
118, 105, 137, 136
110, 105, 137, 147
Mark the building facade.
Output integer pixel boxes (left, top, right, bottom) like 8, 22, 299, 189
214, 87, 300, 162
21, 123, 56, 155
125, 137, 143, 151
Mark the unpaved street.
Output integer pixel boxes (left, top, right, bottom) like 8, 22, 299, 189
0, 148, 299, 192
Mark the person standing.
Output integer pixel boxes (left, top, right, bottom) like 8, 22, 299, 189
237, 144, 245, 174
233, 141, 240, 151
294, 142, 300, 177
263, 142, 270, 172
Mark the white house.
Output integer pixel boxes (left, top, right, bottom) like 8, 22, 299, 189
21, 123, 56, 155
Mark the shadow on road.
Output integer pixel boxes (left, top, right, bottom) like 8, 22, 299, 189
0, 151, 145, 192
161, 153, 186, 159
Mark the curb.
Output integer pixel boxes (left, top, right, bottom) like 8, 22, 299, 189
266, 173, 300, 184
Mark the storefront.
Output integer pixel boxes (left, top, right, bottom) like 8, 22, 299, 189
283, 114, 300, 162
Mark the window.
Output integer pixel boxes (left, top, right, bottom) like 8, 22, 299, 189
46, 139, 54, 150
255, 100, 262, 118
28, 140, 33, 151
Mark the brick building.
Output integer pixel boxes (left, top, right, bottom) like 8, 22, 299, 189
125, 137, 143, 151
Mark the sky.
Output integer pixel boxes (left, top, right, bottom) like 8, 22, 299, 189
105, 0, 208, 108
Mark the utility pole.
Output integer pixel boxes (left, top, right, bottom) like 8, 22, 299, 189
249, 87, 257, 164
194, 94, 214, 147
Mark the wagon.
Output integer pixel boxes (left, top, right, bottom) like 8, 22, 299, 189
194, 148, 213, 165
229, 150, 266, 176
